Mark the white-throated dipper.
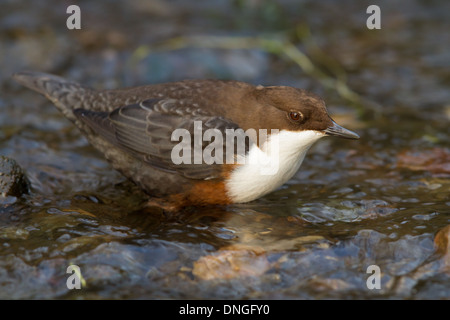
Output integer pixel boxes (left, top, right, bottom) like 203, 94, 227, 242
13, 71, 359, 210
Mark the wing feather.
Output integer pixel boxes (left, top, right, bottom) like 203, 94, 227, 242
74, 98, 250, 180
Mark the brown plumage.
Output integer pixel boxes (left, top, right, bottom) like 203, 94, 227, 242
13, 71, 359, 210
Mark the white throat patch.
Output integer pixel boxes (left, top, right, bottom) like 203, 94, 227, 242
226, 130, 325, 203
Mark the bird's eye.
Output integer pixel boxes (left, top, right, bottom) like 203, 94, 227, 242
289, 111, 303, 122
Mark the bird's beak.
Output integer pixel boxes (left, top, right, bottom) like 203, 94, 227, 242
324, 121, 360, 140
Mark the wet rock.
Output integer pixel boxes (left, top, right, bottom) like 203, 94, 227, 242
0, 156, 29, 200
397, 148, 450, 174
434, 225, 450, 272
192, 244, 270, 280
307, 276, 353, 292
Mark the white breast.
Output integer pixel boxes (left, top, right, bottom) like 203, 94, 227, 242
226, 130, 325, 203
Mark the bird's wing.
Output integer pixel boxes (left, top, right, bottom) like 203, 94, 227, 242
74, 98, 250, 180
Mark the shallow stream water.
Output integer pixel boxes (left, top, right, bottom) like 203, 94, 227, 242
0, 0, 449, 299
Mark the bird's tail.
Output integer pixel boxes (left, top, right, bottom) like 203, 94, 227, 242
12, 71, 91, 122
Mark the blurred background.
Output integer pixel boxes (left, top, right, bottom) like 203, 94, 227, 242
0, 0, 449, 299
